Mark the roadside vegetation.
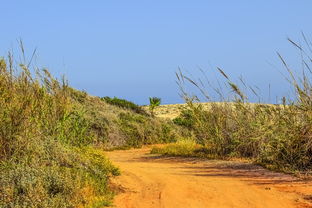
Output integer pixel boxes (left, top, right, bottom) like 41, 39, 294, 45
152, 36, 312, 173
0, 46, 183, 207
75, 93, 182, 149
0, 49, 123, 207
151, 138, 206, 157
3, 35, 311, 206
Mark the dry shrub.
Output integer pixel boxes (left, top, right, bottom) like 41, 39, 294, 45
0, 47, 119, 207
172, 35, 312, 172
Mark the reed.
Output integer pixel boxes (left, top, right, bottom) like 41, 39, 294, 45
167, 35, 312, 172
0, 47, 120, 207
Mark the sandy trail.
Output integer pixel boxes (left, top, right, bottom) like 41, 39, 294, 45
106, 147, 312, 208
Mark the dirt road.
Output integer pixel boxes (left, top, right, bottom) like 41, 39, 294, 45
106, 147, 312, 208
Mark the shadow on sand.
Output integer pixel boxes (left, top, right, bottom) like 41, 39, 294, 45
130, 153, 307, 187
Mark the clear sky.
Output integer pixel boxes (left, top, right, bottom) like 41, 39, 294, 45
1, 1, 312, 104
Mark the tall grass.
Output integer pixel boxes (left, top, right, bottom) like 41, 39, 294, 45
0, 44, 184, 206
171, 35, 312, 172
0, 49, 119, 207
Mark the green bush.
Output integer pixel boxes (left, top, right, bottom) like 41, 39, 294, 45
172, 109, 195, 129
102, 96, 148, 115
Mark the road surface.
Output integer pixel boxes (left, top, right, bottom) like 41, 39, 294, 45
106, 147, 312, 208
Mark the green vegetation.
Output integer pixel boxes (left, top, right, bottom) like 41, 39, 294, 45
149, 97, 161, 116
172, 109, 195, 129
0, 54, 121, 207
3, 35, 311, 206
153, 37, 312, 173
0, 48, 182, 207
151, 138, 202, 157
101, 96, 148, 115
72, 93, 182, 149
117, 112, 177, 148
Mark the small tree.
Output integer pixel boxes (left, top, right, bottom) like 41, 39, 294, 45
149, 97, 161, 116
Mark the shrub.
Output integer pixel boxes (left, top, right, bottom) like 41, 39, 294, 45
0, 50, 119, 207
102, 96, 148, 115
170, 35, 312, 172
117, 112, 178, 148
151, 138, 198, 156
172, 109, 195, 129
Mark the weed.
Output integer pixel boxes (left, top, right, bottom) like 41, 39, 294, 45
0, 47, 118, 207
160, 35, 312, 172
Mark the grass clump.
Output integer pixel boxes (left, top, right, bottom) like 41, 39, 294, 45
151, 138, 225, 159
156, 35, 312, 173
0, 49, 119, 207
151, 138, 198, 156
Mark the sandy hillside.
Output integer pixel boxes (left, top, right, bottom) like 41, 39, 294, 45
142, 103, 186, 119
143, 103, 211, 119
143, 102, 277, 119
106, 147, 312, 208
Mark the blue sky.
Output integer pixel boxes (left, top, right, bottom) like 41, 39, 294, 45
1, 1, 312, 104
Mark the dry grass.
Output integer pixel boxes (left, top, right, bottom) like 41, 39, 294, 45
0, 43, 187, 207
0, 47, 124, 207
144, 102, 266, 120
0, 44, 187, 207
143, 103, 187, 119
152, 35, 312, 173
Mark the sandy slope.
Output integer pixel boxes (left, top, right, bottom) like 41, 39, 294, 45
106, 147, 312, 208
